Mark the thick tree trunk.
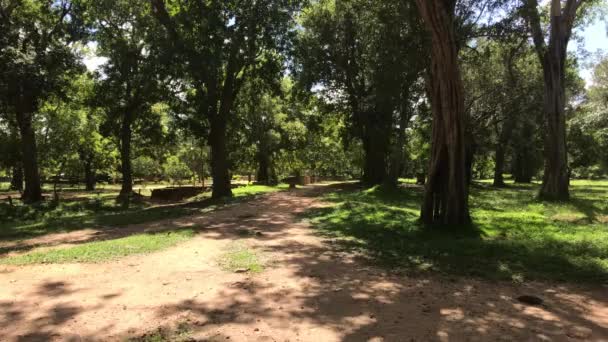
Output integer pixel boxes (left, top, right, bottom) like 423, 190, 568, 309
15, 108, 42, 203
539, 57, 569, 200
416, 0, 470, 225
362, 122, 389, 186
209, 116, 232, 199
119, 112, 133, 197
10, 165, 23, 191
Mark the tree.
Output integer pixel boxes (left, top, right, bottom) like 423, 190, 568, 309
149, 0, 301, 198
0, 0, 85, 202
521, 0, 595, 200
414, 0, 470, 225
91, 0, 164, 200
35, 74, 117, 191
295, 0, 426, 187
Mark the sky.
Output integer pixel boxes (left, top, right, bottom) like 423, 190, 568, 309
574, 19, 608, 85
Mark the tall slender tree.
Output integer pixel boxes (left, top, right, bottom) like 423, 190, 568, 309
521, 0, 593, 200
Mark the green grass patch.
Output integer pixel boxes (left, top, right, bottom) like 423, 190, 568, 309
217, 242, 265, 273
233, 183, 289, 197
0, 229, 195, 265
303, 180, 608, 283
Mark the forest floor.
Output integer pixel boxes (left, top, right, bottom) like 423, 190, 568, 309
1, 183, 608, 341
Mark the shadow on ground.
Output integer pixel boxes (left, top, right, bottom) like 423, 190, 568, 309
1, 184, 607, 341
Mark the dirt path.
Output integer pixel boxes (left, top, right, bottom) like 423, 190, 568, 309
1, 185, 607, 341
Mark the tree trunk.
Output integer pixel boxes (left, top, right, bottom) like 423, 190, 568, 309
15, 108, 42, 203
387, 106, 409, 187
256, 148, 276, 185
256, 151, 270, 184
83, 156, 96, 191
512, 120, 537, 183
119, 111, 133, 197
493, 122, 515, 187
209, 116, 232, 198
524, 0, 574, 200
539, 57, 569, 200
513, 151, 534, 183
493, 143, 507, 187
416, 0, 470, 225
10, 165, 24, 191
362, 122, 389, 186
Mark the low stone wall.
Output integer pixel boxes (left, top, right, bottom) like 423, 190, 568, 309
151, 187, 204, 201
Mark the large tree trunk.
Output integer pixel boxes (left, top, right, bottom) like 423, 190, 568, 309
416, 0, 470, 225
362, 121, 389, 186
539, 57, 569, 200
119, 111, 133, 197
209, 116, 232, 199
10, 164, 24, 191
15, 108, 42, 203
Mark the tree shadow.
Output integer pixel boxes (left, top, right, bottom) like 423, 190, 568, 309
2, 184, 607, 341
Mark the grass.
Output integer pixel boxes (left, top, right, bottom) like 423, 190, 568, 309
0, 183, 287, 241
217, 242, 265, 273
0, 229, 195, 265
233, 183, 290, 197
303, 179, 608, 283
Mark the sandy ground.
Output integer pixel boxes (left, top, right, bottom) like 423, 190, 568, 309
1, 185, 607, 342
